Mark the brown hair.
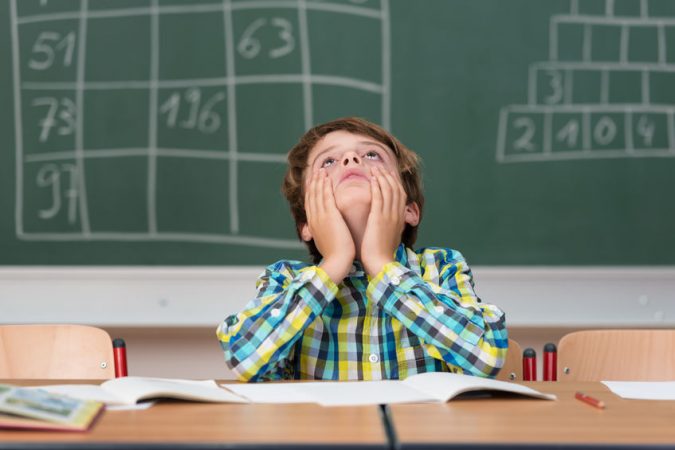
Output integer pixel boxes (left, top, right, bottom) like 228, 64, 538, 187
282, 117, 424, 264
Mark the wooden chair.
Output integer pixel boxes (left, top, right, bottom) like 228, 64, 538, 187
558, 329, 675, 381
0, 324, 123, 379
496, 338, 523, 381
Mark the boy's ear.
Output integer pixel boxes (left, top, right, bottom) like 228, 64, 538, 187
404, 202, 420, 227
300, 223, 312, 241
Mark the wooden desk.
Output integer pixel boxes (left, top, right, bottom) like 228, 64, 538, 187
0, 381, 388, 450
388, 381, 675, 449
3, 380, 675, 449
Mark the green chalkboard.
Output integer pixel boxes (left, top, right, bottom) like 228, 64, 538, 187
2, 0, 675, 265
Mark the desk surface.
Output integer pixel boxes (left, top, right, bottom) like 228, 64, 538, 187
2, 380, 675, 450
0, 381, 387, 450
388, 381, 675, 449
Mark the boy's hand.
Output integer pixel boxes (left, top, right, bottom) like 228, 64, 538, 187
305, 169, 355, 284
361, 167, 406, 277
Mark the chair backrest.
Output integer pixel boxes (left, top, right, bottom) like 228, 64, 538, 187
496, 338, 523, 381
558, 329, 675, 381
0, 324, 116, 379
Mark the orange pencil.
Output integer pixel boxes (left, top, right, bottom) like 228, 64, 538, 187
575, 391, 605, 409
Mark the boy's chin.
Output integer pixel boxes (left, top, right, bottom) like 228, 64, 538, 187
335, 193, 371, 212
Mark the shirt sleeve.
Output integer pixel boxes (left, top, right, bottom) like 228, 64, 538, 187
366, 248, 508, 378
216, 260, 338, 382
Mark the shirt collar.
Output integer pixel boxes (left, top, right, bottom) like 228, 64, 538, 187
319, 243, 409, 277
350, 260, 365, 276
394, 243, 408, 266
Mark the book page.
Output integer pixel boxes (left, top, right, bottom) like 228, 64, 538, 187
101, 377, 248, 404
225, 380, 434, 406
223, 382, 315, 404
35, 377, 248, 405
602, 381, 675, 400
402, 372, 556, 402
297, 380, 436, 406
31, 384, 126, 405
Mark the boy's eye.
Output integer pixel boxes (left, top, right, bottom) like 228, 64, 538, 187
364, 150, 381, 160
321, 157, 336, 168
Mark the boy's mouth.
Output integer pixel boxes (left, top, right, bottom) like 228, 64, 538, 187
339, 169, 368, 184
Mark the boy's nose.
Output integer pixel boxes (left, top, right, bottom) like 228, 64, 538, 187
342, 153, 361, 166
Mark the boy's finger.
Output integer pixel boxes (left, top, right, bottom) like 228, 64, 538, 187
383, 169, 406, 218
370, 168, 383, 214
325, 172, 338, 211
376, 167, 393, 214
311, 170, 322, 216
386, 169, 406, 213
382, 168, 401, 211
319, 169, 331, 215
397, 176, 407, 209
305, 170, 317, 224
314, 169, 324, 215
370, 168, 384, 215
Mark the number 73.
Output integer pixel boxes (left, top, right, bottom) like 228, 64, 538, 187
31, 97, 76, 142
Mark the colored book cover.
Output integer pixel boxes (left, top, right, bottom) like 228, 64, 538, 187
0, 384, 104, 431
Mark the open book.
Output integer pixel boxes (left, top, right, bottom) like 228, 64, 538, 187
602, 380, 675, 400
35, 373, 555, 408
35, 377, 248, 406
0, 384, 103, 431
225, 372, 557, 406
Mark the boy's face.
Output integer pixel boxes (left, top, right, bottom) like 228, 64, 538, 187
305, 130, 400, 210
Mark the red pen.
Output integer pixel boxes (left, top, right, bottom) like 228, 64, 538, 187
575, 391, 605, 409
522, 348, 537, 381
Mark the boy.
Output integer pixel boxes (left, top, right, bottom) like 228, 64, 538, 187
217, 117, 507, 381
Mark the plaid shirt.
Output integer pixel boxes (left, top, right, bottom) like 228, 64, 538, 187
217, 245, 507, 382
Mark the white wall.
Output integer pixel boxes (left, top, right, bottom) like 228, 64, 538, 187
2, 266, 674, 326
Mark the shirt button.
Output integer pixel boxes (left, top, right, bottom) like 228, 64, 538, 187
270, 308, 281, 318
368, 353, 379, 363
390, 276, 401, 286
225, 315, 238, 327
435, 305, 444, 313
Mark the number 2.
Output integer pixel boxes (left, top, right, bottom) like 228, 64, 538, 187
513, 117, 536, 152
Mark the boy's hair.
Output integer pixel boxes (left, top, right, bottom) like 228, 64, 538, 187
282, 117, 424, 264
